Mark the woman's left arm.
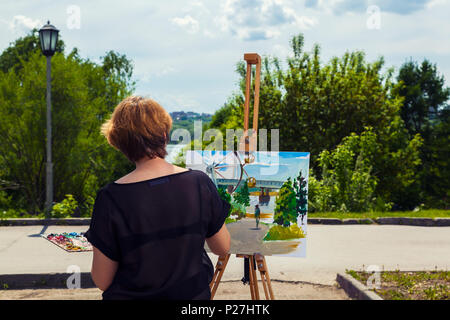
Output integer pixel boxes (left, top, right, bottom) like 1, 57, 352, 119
91, 246, 119, 291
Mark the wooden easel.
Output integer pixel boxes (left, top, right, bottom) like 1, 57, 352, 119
210, 253, 274, 300
239, 53, 261, 153
209, 53, 274, 300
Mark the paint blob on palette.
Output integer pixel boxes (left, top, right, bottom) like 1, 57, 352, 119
187, 151, 310, 257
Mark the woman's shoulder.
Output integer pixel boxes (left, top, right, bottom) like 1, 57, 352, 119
186, 169, 214, 184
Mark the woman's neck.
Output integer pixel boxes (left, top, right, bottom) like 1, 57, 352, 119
135, 156, 168, 172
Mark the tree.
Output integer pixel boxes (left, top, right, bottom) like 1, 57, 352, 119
395, 59, 450, 208
0, 32, 135, 214
233, 179, 250, 207
218, 185, 232, 218
0, 29, 64, 74
395, 59, 450, 135
273, 178, 297, 227
308, 127, 422, 212
293, 170, 308, 224
207, 33, 428, 210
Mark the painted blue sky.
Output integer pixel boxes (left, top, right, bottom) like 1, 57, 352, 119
188, 150, 310, 182
244, 151, 310, 182
1, 0, 449, 113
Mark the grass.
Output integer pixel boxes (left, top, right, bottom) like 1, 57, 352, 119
346, 270, 449, 300
225, 217, 237, 224
310, 209, 450, 219
2, 209, 449, 220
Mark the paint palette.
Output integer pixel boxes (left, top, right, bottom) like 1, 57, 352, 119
44, 232, 92, 252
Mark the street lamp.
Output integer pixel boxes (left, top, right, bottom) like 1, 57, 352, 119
39, 21, 59, 215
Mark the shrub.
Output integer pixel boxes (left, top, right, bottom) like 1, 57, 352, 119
51, 194, 78, 218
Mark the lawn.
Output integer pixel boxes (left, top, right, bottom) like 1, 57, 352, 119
1, 209, 449, 219
346, 270, 449, 300
310, 209, 450, 219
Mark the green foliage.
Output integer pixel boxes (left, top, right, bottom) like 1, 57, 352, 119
0, 190, 12, 209
224, 217, 237, 224
170, 112, 212, 139
395, 59, 450, 134
233, 180, 250, 207
273, 178, 298, 226
206, 33, 442, 211
218, 186, 232, 218
230, 201, 246, 219
0, 29, 64, 74
0, 31, 135, 215
293, 170, 308, 220
51, 194, 78, 218
263, 223, 306, 241
210, 34, 402, 165
308, 127, 422, 212
395, 60, 450, 209
307, 209, 450, 219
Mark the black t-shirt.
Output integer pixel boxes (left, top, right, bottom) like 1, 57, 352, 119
84, 169, 230, 300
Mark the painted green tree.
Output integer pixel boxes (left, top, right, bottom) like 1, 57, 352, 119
233, 179, 250, 207
273, 178, 297, 227
218, 185, 232, 218
294, 170, 308, 224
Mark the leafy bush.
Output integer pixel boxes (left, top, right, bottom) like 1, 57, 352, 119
308, 128, 397, 212
51, 194, 78, 218
263, 223, 306, 241
231, 201, 246, 219
0, 190, 13, 210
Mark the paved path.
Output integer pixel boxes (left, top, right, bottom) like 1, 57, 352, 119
1, 225, 449, 285
226, 218, 269, 254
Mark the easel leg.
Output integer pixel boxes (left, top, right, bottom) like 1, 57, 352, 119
249, 256, 260, 300
210, 254, 230, 300
255, 254, 275, 300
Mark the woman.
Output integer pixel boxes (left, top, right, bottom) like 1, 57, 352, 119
84, 96, 231, 300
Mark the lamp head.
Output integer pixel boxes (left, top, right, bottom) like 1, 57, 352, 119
39, 21, 59, 57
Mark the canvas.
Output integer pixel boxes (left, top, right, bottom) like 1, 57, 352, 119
186, 150, 309, 257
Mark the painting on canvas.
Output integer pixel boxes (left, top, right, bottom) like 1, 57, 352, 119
186, 150, 309, 257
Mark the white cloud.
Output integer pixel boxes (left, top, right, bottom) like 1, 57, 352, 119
425, 0, 449, 8
171, 15, 199, 34
217, 0, 317, 41
138, 66, 177, 83
6, 15, 42, 33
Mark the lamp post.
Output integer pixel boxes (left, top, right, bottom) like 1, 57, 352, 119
39, 21, 59, 215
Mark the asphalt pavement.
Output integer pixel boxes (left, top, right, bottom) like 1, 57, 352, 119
1, 225, 449, 286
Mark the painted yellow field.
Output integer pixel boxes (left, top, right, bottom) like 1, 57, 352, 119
246, 213, 273, 219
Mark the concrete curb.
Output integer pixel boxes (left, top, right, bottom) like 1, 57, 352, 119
0, 218, 90, 226
0, 273, 95, 289
374, 217, 450, 226
336, 273, 383, 300
308, 218, 344, 225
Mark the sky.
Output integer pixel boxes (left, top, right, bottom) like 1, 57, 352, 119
1, 0, 449, 113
